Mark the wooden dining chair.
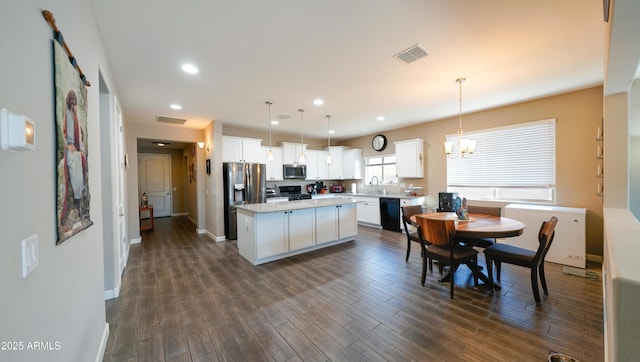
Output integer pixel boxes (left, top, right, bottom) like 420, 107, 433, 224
401, 205, 426, 262
415, 215, 479, 299
483, 216, 558, 304
456, 205, 502, 248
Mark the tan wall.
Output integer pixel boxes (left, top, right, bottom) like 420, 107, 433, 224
184, 145, 199, 223
340, 87, 604, 256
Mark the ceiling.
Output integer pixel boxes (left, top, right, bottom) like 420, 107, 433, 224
90, 0, 604, 140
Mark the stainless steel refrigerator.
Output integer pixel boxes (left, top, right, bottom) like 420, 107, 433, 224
223, 162, 266, 240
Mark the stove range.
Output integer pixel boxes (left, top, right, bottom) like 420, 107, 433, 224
287, 193, 312, 201
278, 185, 312, 201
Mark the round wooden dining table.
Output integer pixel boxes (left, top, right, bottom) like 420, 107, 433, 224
410, 212, 525, 239
409, 212, 526, 287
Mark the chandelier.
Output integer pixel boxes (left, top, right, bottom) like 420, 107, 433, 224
444, 77, 476, 158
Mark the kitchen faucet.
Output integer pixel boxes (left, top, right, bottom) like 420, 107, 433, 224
370, 176, 380, 193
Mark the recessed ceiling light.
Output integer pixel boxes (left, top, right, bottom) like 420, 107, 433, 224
270, 120, 279, 125
377, 116, 385, 121
313, 99, 324, 106
181, 63, 199, 74
329, 130, 335, 134
170, 104, 182, 110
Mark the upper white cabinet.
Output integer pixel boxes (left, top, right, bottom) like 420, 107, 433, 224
327, 146, 345, 180
223, 136, 262, 163
316, 150, 330, 180
260, 146, 284, 181
394, 138, 424, 178
305, 149, 329, 180
281, 142, 307, 164
342, 148, 362, 179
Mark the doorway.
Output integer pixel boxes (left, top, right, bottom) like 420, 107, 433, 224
138, 154, 172, 218
99, 73, 128, 300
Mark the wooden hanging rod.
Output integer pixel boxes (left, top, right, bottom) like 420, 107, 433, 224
42, 9, 91, 86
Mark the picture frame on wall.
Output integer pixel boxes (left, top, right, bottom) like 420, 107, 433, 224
53, 40, 93, 244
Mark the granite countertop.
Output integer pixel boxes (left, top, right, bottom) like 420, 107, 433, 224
338, 192, 425, 199
309, 192, 425, 199
236, 197, 359, 213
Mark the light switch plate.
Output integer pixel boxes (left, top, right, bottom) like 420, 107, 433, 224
21, 234, 39, 278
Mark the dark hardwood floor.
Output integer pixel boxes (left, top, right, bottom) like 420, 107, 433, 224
104, 216, 603, 361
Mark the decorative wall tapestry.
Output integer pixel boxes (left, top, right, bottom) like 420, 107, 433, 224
48, 15, 93, 244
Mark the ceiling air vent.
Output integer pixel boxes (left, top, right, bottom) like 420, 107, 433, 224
393, 43, 429, 64
156, 116, 187, 125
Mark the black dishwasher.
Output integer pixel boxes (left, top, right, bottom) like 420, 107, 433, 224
380, 198, 401, 232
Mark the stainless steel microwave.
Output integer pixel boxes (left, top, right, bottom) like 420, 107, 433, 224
283, 164, 307, 179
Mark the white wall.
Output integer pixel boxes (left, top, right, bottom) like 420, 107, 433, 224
0, 1, 116, 361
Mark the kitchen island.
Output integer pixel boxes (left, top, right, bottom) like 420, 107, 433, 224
236, 197, 359, 265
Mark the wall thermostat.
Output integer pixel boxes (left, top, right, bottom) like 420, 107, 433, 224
0, 108, 36, 153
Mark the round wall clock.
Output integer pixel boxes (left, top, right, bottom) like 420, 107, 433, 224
372, 134, 387, 152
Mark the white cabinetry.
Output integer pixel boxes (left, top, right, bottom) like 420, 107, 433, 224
316, 203, 357, 244
327, 146, 345, 180
289, 208, 316, 251
356, 196, 380, 227
305, 149, 329, 180
400, 197, 424, 208
342, 149, 362, 180
239, 208, 315, 259
281, 142, 307, 164
252, 212, 288, 259
260, 147, 283, 181
237, 200, 358, 265
394, 139, 424, 178
223, 136, 262, 163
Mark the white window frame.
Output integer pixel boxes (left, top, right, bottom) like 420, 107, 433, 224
364, 154, 398, 185
446, 118, 556, 203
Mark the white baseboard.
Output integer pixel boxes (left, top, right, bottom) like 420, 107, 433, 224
95, 323, 109, 362
130, 236, 141, 244
172, 212, 188, 216
205, 230, 226, 242
197, 228, 207, 234
587, 253, 603, 263
103, 278, 121, 300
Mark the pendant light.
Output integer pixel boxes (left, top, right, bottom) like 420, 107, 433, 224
444, 77, 476, 158
298, 108, 306, 163
326, 115, 333, 164
265, 101, 274, 161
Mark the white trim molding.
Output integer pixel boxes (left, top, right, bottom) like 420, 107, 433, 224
95, 323, 109, 362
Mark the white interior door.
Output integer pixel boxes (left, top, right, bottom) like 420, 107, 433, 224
114, 100, 127, 272
139, 154, 172, 217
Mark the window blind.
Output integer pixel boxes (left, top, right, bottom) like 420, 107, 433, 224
446, 118, 556, 197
